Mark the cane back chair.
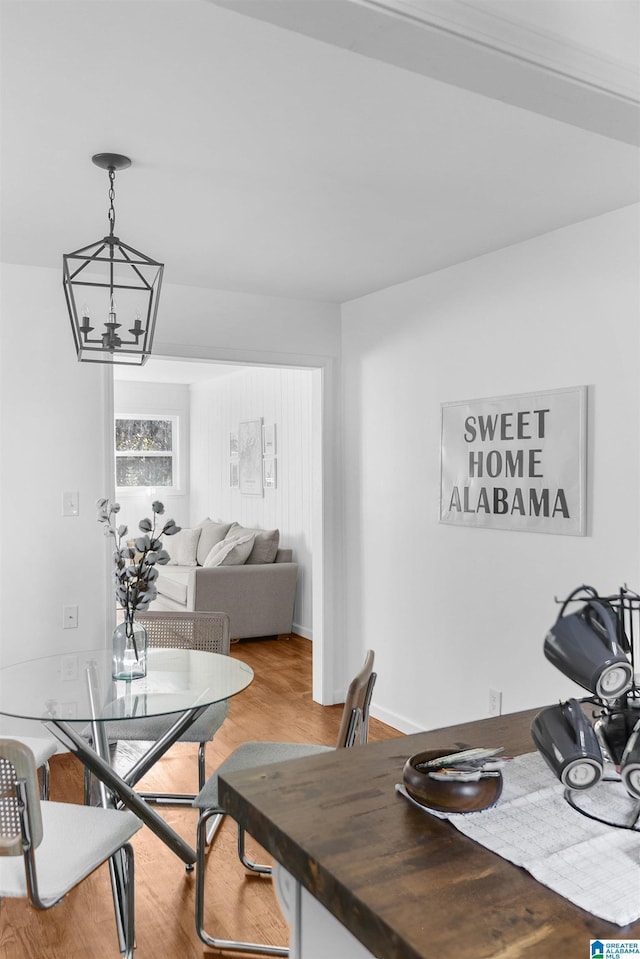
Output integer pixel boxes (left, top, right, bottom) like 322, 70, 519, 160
0, 739, 141, 958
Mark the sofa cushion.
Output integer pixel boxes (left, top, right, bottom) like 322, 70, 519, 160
156, 566, 192, 605
225, 523, 280, 564
203, 533, 255, 568
167, 526, 201, 566
196, 519, 232, 566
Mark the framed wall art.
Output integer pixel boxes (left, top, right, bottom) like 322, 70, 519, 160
440, 386, 587, 535
263, 457, 277, 490
238, 419, 263, 495
263, 423, 277, 456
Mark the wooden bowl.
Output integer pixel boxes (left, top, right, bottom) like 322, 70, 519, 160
402, 748, 503, 813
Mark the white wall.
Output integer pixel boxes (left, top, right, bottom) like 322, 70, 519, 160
341, 206, 640, 733
154, 283, 341, 365
113, 379, 191, 536
189, 366, 314, 636
0, 264, 113, 732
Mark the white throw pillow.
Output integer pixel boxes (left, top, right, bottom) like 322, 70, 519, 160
203, 533, 255, 568
196, 519, 232, 566
166, 526, 202, 567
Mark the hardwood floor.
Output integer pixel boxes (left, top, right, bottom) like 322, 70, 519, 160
0, 636, 400, 959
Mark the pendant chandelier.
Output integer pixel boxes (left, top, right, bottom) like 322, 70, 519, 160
63, 153, 164, 366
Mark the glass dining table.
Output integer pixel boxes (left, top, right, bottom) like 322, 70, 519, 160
0, 645, 254, 866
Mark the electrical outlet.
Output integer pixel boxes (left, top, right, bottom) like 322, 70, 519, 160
61, 654, 78, 682
489, 688, 502, 717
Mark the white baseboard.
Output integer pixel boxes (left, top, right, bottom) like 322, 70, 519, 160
369, 703, 423, 736
292, 622, 312, 640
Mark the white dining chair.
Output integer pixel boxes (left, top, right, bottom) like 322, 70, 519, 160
0, 738, 142, 958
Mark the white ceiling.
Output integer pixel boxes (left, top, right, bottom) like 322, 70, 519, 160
480, 0, 639, 63
1, 0, 638, 313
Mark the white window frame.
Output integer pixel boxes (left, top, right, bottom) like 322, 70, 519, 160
115, 413, 180, 493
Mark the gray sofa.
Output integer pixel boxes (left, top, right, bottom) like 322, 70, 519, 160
151, 518, 299, 641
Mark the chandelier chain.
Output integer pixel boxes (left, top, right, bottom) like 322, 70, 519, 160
108, 168, 116, 237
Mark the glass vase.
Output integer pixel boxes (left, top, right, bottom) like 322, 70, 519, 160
112, 615, 148, 681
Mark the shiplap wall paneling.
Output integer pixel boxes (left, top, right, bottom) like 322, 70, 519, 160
189, 366, 314, 638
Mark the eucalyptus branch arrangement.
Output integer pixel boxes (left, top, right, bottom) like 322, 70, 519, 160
97, 498, 181, 627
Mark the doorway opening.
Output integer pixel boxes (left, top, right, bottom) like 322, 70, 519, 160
108, 356, 327, 700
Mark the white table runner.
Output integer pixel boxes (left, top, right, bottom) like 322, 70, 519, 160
396, 752, 640, 926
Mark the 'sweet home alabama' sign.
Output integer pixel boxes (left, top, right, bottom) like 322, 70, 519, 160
440, 386, 587, 535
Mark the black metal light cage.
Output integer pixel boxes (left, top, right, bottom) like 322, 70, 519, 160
63, 154, 164, 366
63, 238, 163, 365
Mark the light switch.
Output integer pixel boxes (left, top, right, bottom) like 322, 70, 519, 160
63, 491, 79, 516
63, 606, 78, 629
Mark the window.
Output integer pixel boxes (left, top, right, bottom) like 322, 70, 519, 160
115, 415, 178, 489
